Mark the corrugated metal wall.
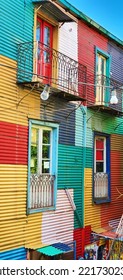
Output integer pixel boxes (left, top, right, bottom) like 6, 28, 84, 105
108, 42, 123, 83
0, 56, 40, 125
40, 99, 84, 229
0, 218, 26, 252
78, 20, 108, 104
0, 247, 27, 260
59, 22, 78, 61
84, 168, 101, 229
0, 57, 40, 257
80, 19, 123, 235
25, 213, 42, 249
40, 98, 75, 145
101, 134, 123, 226
42, 189, 74, 244
0, 121, 28, 164
1, 0, 33, 59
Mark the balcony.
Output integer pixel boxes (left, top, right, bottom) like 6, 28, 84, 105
30, 174, 55, 210
17, 41, 87, 102
87, 75, 123, 115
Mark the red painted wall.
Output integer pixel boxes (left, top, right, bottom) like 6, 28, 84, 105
78, 21, 108, 104
101, 151, 123, 227
0, 121, 28, 164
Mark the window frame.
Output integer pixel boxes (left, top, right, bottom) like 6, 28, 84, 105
95, 47, 111, 104
27, 119, 59, 214
93, 132, 111, 204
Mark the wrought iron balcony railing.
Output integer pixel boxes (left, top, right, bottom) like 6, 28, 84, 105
87, 74, 123, 114
30, 174, 55, 209
17, 41, 87, 99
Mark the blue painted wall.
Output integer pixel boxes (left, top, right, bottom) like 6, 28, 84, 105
0, 247, 27, 260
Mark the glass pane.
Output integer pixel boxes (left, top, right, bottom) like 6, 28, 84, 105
96, 162, 104, 173
96, 139, 104, 149
42, 145, 50, 158
96, 150, 104, 160
36, 24, 40, 41
43, 130, 51, 144
30, 157, 37, 174
42, 160, 50, 173
31, 128, 38, 174
44, 26, 50, 46
31, 128, 38, 144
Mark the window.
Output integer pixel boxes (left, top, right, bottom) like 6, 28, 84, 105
28, 120, 59, 213
95, 48, 110, 105
94, 133, 110, 203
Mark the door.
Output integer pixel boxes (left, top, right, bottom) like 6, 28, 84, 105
96, 53, 106, 104
36, 18, 53, 84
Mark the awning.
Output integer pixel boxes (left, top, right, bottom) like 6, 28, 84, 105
37, 245, 63, 256
27, 242, 73, 257
92, 227, 117, 240
32, 0, 75, 22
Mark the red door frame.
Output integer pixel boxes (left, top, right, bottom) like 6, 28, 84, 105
37, 17, 53, 84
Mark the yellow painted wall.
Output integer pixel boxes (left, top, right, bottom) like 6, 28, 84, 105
0, 55, 40, 126
84, 168, 101, 230
0, 55, 43, 253
25, 213, 43, 249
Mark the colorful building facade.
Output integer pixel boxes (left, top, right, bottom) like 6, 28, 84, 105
0, 0, 123, 260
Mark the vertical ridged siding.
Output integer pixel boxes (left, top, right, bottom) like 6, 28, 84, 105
42, 189, 74, 244
1, 0, 33, 59
0, 247, 26, 260
84, 168, 101, 230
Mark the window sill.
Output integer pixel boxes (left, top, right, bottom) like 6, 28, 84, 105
28, 205, 55, 214
94, 198, 110, 204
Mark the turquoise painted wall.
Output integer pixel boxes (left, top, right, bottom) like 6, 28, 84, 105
1, 0, 33, 60
58, 144, 83, 228
86, 108, 123, 170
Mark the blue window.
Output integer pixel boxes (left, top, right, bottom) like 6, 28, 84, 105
28, 119, 59, 213
93, 132, 110, 203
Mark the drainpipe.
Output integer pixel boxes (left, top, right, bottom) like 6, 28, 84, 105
80, 105, 87, 228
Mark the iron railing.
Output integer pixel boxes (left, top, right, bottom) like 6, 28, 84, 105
87, 74, 123, 113
94, 172, 108, 199
30, 174, 55, 209
17, 41, 87, 98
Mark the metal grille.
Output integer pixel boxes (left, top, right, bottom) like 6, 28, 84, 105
30, 174, 55, 209
17, 41, 87, 98
94, 173, 108, 198
87, 74, 123, 113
